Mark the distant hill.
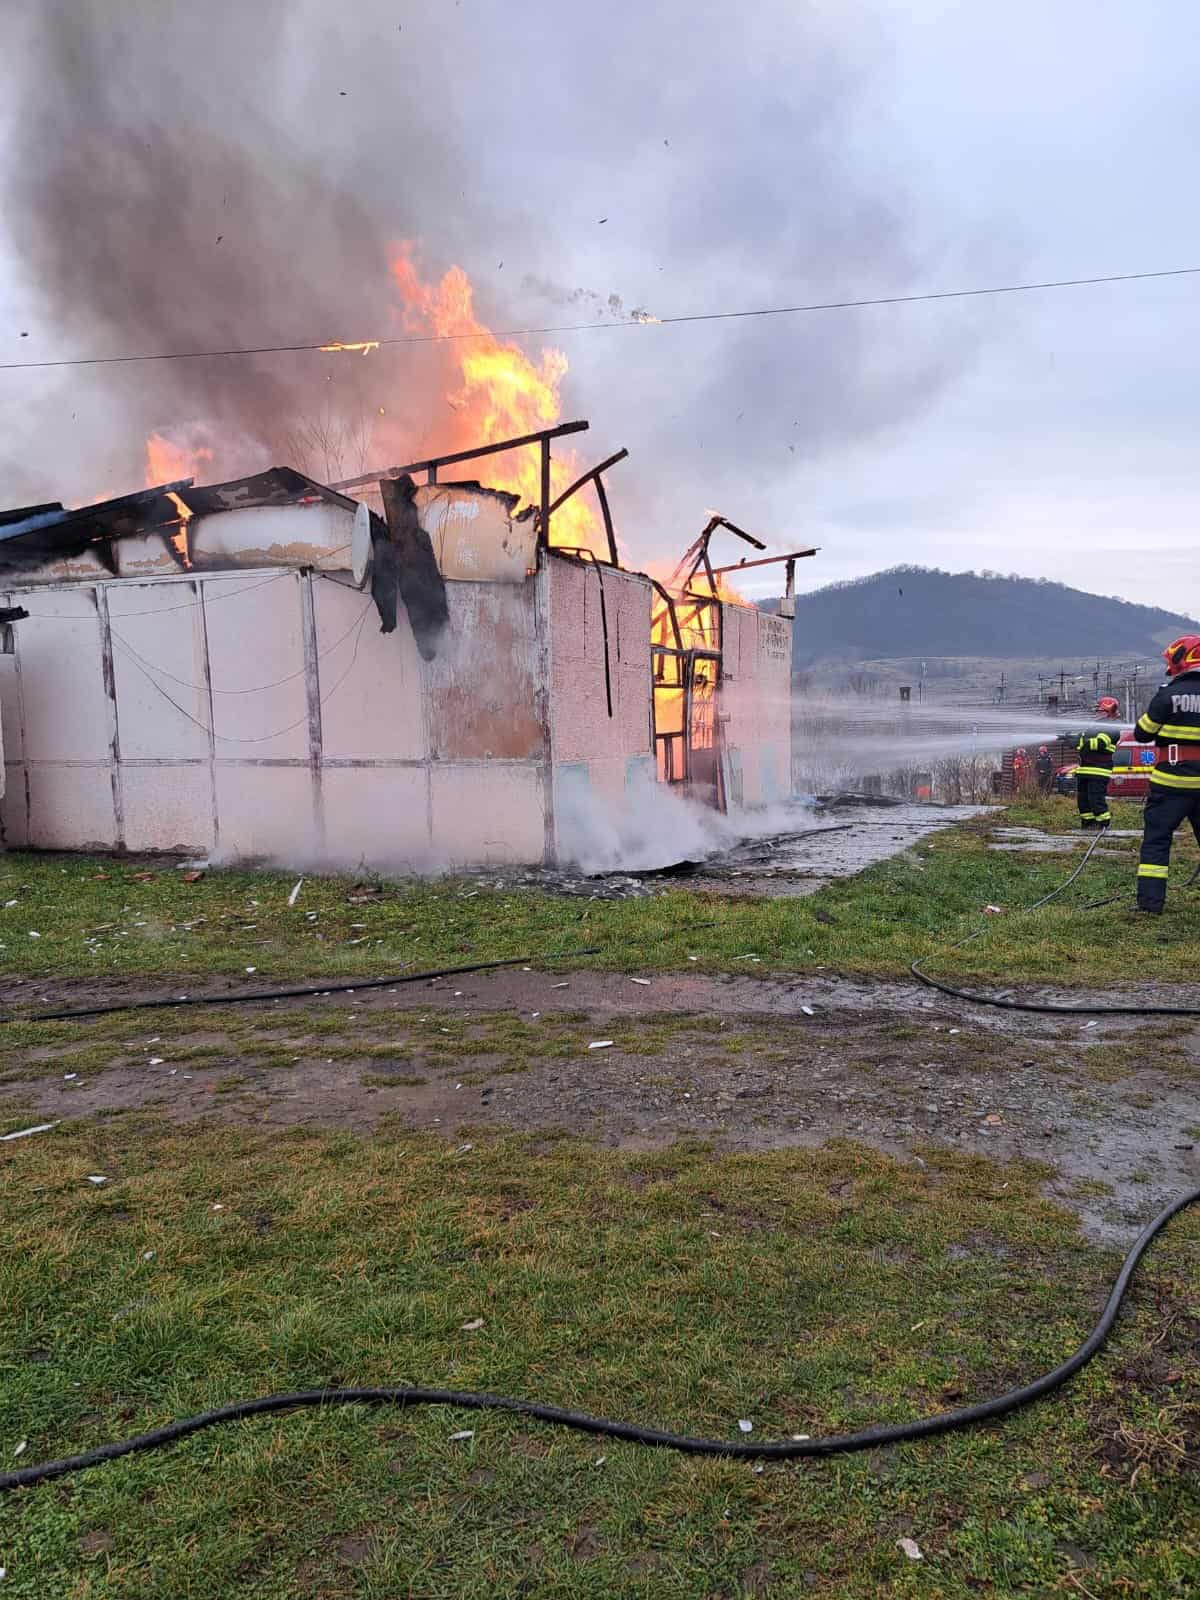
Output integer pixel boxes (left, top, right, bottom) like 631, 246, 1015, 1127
785, 567, 1199, 667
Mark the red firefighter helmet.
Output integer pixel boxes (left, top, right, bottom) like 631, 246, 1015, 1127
1163, 635, 1200, 678
1038, 744, 1049, 755
1016, 747, 1027, 757
1095, 695, 1120, 717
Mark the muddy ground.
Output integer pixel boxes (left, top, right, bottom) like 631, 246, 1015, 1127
4, 967, 1198, 1246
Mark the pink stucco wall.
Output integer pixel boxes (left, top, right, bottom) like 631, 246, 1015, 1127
545, 556, 655, 865
0, 542, 789, 871
718, 603, 793, 809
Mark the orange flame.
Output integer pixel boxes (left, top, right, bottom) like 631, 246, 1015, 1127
388, 245, 609, 559
144, 432, 210, 568
144, 430, 214, 489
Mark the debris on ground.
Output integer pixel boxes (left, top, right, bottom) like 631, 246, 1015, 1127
0, 1122, 58, 1141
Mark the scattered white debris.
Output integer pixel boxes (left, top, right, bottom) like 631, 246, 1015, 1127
897, 1538, 923, 1562
688, 955, 699, 962
142, 1250, 155, 1261
738, 1419, 753, 1433
455, 1143, 474, 1154
12, 1441, 26, 1458
449, 1430, 474, 1442
0, 1122, 58, 1142
530, 1011, 540, 1019
86, 1176, 109, 1187
211, 1203, 225, 1211
4, 898, 17, 907
983, 905, 1004, 916
589, 1040, 615, 1051
631, 977, 652, 986
1083, 1021, 1098, 1029
63, 1073, 77, 1081
551, 981, 569, 989
245, 967, 257, 974
460, 1318, 484, 1332
800, 1005, 815, 1017
948, 1028, 961, 1035
287, 879, 304, 908
148, 1058, 164, 1066
594, 1456, 607, 1467
27, 931, 40, 939
791, 1434, 810, 1441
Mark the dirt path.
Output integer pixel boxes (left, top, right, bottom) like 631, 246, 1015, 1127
4, 968, 1197, 1245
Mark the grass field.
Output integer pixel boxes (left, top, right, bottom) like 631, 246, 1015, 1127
2, 1126, 1197, 1598
2, 797, 1198, 1596
0, 798, 1193, 995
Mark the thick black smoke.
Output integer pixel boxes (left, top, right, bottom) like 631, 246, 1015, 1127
0, 0, 524, 499
0, 0, 981, 543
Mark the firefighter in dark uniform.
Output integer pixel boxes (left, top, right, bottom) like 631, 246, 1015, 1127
1035, 745, 1054, 792
1134, 634, 1200, 914
1074, 695, 1121, 829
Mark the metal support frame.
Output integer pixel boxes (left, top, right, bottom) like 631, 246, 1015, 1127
709, 547, 818, 576
668, 514, 767, 597
331, 421, 589, 495
545, 447, 628, 565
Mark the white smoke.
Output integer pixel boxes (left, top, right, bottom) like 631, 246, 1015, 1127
555, 762, 812, 875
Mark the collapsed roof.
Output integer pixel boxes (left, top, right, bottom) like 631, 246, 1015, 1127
0, 467, 357, 576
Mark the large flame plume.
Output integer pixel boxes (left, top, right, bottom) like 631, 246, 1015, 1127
387, 245, 609, 559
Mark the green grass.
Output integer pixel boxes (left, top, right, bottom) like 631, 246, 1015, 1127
1, 1122, 1197, 1597
0, 802, 1195, 995
1003, 793, 1147, 834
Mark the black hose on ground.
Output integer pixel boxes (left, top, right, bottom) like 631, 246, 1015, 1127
4, 826, 1200, 1492
3, 1181, 1196, 1491
2, 954, 599, 1026
910, 831, 1200, 1015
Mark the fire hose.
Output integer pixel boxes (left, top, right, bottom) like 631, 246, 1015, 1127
3, 836, 1199, 1491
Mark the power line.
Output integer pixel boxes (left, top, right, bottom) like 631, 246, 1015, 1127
3, 264, 1199, 374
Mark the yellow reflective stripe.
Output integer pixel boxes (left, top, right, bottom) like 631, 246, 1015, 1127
1074, 766, 1113, 778
1095, 812, 1112, 821
1137, 864, 1169, 878
1149, 769, 1200, 789
1137, 714, 1162, 734
1155, 724, 1200, 738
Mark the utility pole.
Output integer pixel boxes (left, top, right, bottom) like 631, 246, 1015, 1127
1059, 666, 1066, 700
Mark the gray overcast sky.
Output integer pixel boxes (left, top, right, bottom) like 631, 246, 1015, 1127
2, 0, 1198, 615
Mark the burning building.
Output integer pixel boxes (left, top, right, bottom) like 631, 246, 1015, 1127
0, 419, 804, 869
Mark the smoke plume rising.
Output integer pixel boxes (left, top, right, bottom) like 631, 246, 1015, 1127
1, 0, 980, 554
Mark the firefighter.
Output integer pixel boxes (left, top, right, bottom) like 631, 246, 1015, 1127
1134, 635, 1200, 914
1074, 695, 1121, 829
1035, 744, 1054, 792
1011, 747, 1030, 790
